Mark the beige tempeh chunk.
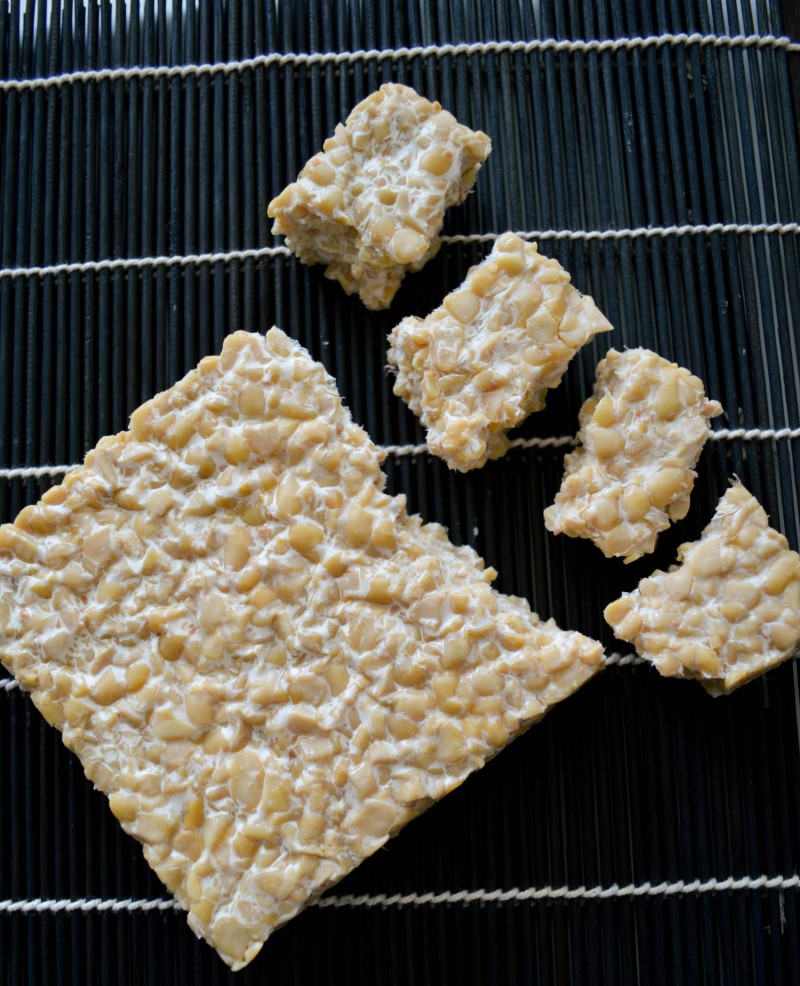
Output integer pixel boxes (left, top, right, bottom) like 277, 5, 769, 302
604, 483, 800, 695
267, 83, 491, 310
0, 328, 603, 971
544, 348, 722, 562
388, 233, 613, 471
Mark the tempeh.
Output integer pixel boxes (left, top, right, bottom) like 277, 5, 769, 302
604, 482, 800, 695
388, 233, 613, 471
268, 83, 491, 311
0, 328, 603, 970
544, 348, 721, 562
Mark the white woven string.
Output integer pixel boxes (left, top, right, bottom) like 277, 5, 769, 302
382, 425, 798, 459
0, 896, 180, 914
0, 32, 797, 93
1, 424, 797, 481
320, 872, 800, 908
0, 223, 797, 281
0, 465, 75, 480
443, 221, 800, 244
710, 426, 800, 442
3, 871, 797, 915
0, 246, 291, 281
604, 652, 646, 667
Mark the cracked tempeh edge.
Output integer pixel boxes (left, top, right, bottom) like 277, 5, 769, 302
605, 481, 800, 694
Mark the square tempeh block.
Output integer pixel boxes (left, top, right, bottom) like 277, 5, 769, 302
0, 329, 602, 969
268, 83, 491, 310
388, 233, 613, 471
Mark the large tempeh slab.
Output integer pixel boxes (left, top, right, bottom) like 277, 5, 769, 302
0, 329, 602, 969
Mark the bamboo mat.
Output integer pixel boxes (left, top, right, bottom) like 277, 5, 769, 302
1, 1, 800, 983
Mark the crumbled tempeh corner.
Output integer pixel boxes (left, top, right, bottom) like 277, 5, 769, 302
544, 348, 722, 562
267, 83, 491, 311
0, 328, 603, 971
604, 482, 800, 695
387, 233, 613, 472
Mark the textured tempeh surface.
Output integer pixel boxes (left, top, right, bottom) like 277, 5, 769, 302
268, 84, 491, 310
2, 1, 800, 984
0, 329, 602, 968
605, 483, 800, 695
388, 234, 612, 470
544, 349, 722, 562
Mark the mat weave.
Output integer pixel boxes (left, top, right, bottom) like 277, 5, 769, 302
1, 1, 799, 983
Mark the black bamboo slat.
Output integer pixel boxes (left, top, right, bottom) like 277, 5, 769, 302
1, 2, 800, 983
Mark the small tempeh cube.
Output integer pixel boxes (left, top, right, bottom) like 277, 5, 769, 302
267, 83, 491, 311
604, 482, 800, 695
544, 348, 722, 562
0, 328, 603, 970
388, 233, 613, 471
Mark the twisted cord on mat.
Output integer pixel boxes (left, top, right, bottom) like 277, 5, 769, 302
0, 223, 797, 281
0, 246, 292, 281
379, 434, 576, 457
604, 652, 645, 667
3, 872, 798, 915
0, 465, 75, 479
711, 426, 800, 441
320, 873, 800, 908
0, 33, 797, 92
444, 221, 800, 243
381, 425, 800, 458
0, 426, 797, 480
0, 896, 180, 914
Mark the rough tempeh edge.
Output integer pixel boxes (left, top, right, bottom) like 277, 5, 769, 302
387, 233, 613, 471
267, 83, 491, 310
604, 481, 800, 695
544, 348, 722, 562
0, 328, 603, 970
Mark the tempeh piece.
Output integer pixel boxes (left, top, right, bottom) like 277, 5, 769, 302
544, 348, 722, 562
604, 482, 800, 695
268, 83, 491, 311
388, 233, 613, 471
0, 329, 603, 971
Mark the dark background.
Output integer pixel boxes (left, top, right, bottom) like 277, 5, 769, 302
1, 1, 800, 983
